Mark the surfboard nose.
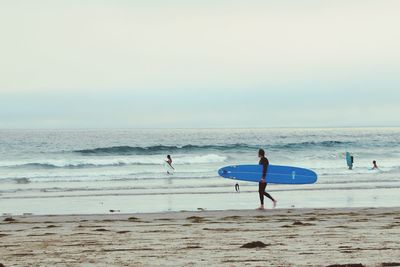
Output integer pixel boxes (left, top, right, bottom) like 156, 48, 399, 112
218, 168, 227, 177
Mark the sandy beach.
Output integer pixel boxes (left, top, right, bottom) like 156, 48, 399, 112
1, 207, 400, 267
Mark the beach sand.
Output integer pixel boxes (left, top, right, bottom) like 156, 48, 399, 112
1, 208, 400, 267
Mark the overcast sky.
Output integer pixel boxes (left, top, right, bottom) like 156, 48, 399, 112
0, 0, 399, 128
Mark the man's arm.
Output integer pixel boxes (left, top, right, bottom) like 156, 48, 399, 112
261, 158, 269, 180
262, 164, 266, 179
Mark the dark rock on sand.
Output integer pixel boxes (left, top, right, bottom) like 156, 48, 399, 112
128, 216, 141, 222
116, 231, 131, 234
240, 241, 268, 248
293, 221, 315, 226
94, 228, 109, 232
326, 264, 365, 267
186, 216, 207, 223
3, 217, 16, 222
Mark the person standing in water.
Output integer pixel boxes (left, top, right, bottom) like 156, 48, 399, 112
257, 149, 277, 210
372, 160, 379, 170
166, 155, 175, 174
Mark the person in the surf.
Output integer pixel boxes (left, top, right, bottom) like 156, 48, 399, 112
166, 155, 174, 174
372, 160, 379, 170
257, 149, 277, 210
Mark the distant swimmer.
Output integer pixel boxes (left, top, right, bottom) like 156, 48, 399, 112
235, 183, 240, 192
257, 149, 277, 210
346, 152, 354, 170
165, 155, 175, 174
372, 160, 379, 170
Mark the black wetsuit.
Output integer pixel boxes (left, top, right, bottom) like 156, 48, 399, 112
259, 156, 274, 205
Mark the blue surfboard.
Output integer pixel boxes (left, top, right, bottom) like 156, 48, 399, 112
218, 165, 317, 184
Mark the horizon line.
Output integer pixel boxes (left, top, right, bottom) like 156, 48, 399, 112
1, 125, 400, 131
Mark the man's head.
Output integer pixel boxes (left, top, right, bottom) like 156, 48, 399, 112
258, 149, 265, 158
167, 155, 171, 160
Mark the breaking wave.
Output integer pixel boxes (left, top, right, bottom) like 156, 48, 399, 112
73, 141, 352, 155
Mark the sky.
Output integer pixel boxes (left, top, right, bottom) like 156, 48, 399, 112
0, 0, 399, 128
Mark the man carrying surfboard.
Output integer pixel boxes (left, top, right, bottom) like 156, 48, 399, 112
257, 149, 277, 210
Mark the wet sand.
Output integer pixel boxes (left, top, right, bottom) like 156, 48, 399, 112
1, 207, 400, 266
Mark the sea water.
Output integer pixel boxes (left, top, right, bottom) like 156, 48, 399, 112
0, 128, 399, 215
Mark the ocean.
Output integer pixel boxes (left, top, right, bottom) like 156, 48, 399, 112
0, 128, 399, 215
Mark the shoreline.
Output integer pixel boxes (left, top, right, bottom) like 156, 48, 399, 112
1, 207, 400, 266
2, 206, 400, 220
2, 186, 400, 216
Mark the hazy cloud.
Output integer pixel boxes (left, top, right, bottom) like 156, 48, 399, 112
0, 0, 399, 127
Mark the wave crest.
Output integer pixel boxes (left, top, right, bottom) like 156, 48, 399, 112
74, 144, 254, 155
2, 154, 227, 170
74, 141, 351, 155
